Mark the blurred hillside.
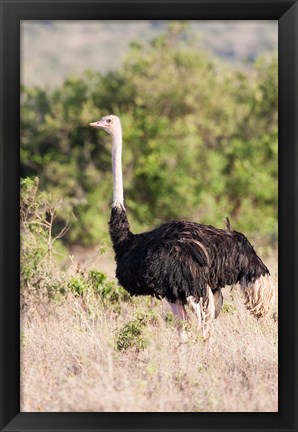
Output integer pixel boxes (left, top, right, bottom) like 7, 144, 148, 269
21, 20, 277, 88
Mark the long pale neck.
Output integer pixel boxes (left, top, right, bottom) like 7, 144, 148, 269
112, 129, 124, 209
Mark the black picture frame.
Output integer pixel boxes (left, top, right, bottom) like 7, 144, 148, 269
1, 1, 297, 431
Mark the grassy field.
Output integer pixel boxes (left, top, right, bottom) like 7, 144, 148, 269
20, 250, 278, 412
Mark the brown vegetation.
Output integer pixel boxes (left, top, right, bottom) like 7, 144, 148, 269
20, 252, 278, 413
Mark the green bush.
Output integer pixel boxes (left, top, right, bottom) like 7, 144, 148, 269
88, 270, 131, 304
115, 312, 159, 351
20, 177, 68, 307
222, 303, 237, 314
68, 276, 87, 297
20, 177, 128, 313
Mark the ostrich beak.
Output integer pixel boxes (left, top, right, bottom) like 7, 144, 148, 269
89, 120, 104, 128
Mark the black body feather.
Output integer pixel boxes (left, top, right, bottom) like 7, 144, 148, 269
109, 206, 270, 304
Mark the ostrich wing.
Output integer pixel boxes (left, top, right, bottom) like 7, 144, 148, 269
139, 233, 210, 302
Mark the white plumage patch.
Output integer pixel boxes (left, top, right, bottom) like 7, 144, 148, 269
241, 274, 275, 318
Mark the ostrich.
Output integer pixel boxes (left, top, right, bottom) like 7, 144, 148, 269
90, 115, 274, 339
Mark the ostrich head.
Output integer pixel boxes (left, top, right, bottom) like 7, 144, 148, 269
90, 115, 121, 136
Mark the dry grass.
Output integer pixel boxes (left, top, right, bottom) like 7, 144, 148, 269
20, 254, 278, 413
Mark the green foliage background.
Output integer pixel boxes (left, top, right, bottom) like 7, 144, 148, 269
21, 23, 278, 248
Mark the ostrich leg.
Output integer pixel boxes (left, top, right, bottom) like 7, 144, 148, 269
168, 300, 188, 320
213, 288, 223, 318
167, 300, 188, 342
187, 287, 215, 340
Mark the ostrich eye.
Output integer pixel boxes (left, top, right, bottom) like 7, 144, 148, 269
106, 119, 112, 124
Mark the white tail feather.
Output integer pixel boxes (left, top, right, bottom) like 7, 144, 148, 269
241, 274, 275, 318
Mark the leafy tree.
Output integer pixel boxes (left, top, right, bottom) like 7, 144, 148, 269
20, 24, 277, 247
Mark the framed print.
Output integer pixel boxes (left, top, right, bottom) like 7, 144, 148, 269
1, 1, 297, 431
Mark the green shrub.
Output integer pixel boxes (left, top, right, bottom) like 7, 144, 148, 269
20, 176, 131, 316
88, 270, 131, 304
68, 276, 87, 297
20, 177, 69, 307
115, 311, 159, 351
222, 303, 237, 314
